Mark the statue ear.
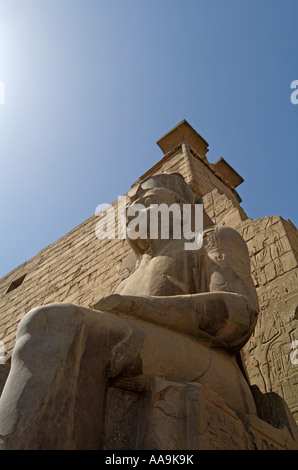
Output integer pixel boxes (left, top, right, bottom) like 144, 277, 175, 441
195, 195, 203, 205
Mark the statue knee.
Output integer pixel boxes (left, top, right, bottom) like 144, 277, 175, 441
11, 302, 131, 381
12, 303, 85, 367
14, 303, 128, 363
16, 303, 84, 339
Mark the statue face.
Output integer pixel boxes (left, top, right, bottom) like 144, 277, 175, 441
125, 185, 188, 253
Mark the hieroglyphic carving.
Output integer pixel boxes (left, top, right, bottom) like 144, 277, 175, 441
103, 378, 298, 450
242, 269, 298, 421
202, 189, 246, 228
237, 215, 298, 422
199, 398, 253, 450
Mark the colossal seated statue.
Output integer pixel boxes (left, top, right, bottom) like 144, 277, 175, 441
0, 173, 260, 450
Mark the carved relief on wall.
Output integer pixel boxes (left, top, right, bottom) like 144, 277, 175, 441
242, 270, 298, 421
234, 216, 298, 422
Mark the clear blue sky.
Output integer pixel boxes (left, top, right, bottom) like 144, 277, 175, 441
0, 0, 297, 278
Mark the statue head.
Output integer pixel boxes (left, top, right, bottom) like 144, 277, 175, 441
125, 173, 202, 253
132, 173, 196, 204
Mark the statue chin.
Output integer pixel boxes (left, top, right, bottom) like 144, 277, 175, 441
126, 235, 152, 254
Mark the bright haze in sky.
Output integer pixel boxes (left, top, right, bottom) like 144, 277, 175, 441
0, 0, 297, 278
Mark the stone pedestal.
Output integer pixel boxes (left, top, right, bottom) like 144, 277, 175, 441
103, 376, 298, 450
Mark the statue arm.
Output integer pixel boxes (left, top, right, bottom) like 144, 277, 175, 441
91, 290, 255, 351
91, 226, 258, 352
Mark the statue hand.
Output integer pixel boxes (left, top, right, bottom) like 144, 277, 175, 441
90, 293, 154, 316
89, 294, 124, 313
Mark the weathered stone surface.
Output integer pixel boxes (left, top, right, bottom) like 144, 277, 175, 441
103, 377, 298, 450
0, 122, 246, 357
200, 190, 298, 423
0, 172, 262, 449
0, 120, 297, 449
236, 217, 298, 422
0, 303, 137, 450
